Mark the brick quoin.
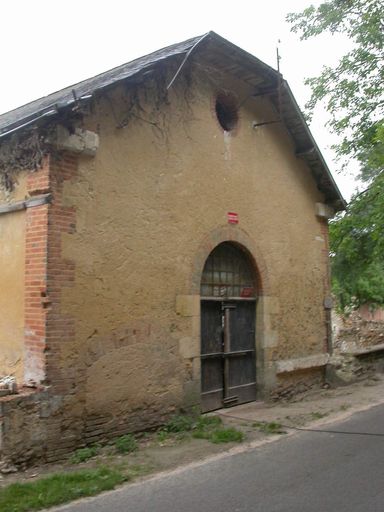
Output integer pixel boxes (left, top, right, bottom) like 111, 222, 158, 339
24, 153, 77, 389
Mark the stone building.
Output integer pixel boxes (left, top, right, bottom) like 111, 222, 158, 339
0, 32, 344, 465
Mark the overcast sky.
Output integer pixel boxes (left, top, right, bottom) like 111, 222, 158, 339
1, 0, 358, 198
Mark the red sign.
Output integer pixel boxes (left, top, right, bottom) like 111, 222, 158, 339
241, 287, 254, 297
227, 212, 239, 224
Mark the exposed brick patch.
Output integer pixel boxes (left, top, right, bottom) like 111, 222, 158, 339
23, 154, 78, 389
6, 151, 85, 466
271, 367, 325, 401
24, 161, 50, 385
45, 154, 77, 393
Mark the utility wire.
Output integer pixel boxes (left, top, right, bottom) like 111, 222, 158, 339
282, 424, 384, 438
218, 412, 384, 438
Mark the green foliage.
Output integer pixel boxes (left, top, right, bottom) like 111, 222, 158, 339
287, 1, 383, 168
192, 416, 243, 443
331, 169, 384, 311
208, 427, 244, 444
159, 413, 243, 444
163, 414, 196, 433
156, 414, 197, 443
0, 466, 126, 512
192, 426, 244, 443
330, 172, 384, 310
70, 445, 100, 464
288, 1, 384, 309
114, 434, 138, 454
195, 415, 222, 430
157, 430, 170, 442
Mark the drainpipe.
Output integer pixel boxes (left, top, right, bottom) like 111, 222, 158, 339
324, 296, 333, 355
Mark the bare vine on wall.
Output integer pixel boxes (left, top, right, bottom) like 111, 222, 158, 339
0, 129, 48, 191
103, 65, 180, 146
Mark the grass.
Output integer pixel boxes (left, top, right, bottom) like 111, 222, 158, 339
71, 435, 138, 463
192, 416, 244, 443
163, 414, 195, 433
157, 414, 244, 444
70, 445, 100, 464
1, 413, 244, 511
252, 421, 286, 435
0, 466, 127, 512
193, 426, 244, 443
114, 434, 138, 454
156, 414, 196, 442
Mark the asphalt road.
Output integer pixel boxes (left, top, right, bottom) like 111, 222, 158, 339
55, 404, 384, 512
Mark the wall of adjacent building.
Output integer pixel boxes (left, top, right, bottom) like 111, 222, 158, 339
0, 174, 27, 382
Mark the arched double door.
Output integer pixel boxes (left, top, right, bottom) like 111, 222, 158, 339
200, 242, 257, 412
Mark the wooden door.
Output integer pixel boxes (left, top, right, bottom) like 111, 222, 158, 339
201, 299, 256, 412
200, 242, 258, 412
226, 301, 256, 406
201, 300, 224, 412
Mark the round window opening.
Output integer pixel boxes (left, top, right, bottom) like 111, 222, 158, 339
215, 92, 239, 132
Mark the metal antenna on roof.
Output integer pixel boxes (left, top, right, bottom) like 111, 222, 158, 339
276, 40, 281, 74
249, 40, 285, 129
276, 40, 283, 121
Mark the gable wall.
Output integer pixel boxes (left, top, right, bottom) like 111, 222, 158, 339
46, 66, 329, 438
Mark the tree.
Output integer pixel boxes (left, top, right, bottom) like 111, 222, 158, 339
287, 0, 384, 311
329, 172, 384, 310
287, 0, 383, 168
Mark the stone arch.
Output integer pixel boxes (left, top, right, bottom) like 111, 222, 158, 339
190, 226, 270, 296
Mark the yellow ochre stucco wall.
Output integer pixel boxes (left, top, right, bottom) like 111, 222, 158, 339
56, 67, 329, 427
0, 173, 27, 381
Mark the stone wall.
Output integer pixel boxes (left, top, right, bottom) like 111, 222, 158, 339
333, 312, 384, 353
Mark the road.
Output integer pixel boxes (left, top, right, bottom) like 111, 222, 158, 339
55, 404, 384, 512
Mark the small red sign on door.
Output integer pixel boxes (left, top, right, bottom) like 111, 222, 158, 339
227, 212, 239, 224
240, 287, 254, 297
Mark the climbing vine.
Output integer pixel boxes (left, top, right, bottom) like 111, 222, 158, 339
0, 129, 48, 191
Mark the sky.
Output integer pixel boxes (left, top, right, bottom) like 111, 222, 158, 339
1, 0, 358, 198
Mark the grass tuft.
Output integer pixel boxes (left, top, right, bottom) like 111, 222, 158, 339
114, 434, 138, 454
70, 445, 100, 464
157, 413, 243, 444
192, 416, 243, 443
193, 426, 244, 443
163, 414, 195, 433
0, 466, 126, 512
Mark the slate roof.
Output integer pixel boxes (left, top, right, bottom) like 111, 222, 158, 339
0, 31, 345, 209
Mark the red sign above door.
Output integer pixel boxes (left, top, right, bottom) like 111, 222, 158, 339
227, 212, 239, 224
